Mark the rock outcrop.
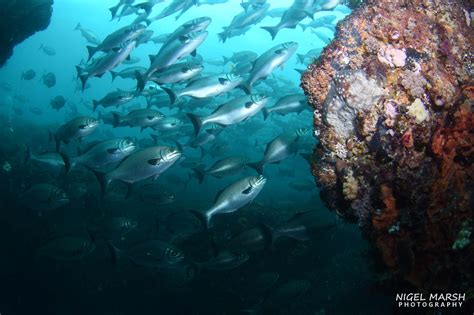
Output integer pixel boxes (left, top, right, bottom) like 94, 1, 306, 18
302, 0, 473, 291
0, 0, 54, 67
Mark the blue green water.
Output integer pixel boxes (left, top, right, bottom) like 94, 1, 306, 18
0, 1, 393, 314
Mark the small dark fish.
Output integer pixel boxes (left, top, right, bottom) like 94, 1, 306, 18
50, 95, 66, 111
138, 183, 175, 205
42, 72, 56, 88
21, 69, 36, 80
36, 235, 95, 260
196, 251, 249, 271
108, 240, 184, 268
53, 116, 99, 151
21, 184, 69, 215
39, 44, 56, 56
101, 216, 139, 238
226, 225, 272, 253
29, 106, 43, 115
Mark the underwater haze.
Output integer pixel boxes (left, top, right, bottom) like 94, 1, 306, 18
0, 0, 392, 314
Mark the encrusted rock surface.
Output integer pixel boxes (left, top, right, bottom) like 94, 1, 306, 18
302, 0, 473, 291
0, 0, 54, 67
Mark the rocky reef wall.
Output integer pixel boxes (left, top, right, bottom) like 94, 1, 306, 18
302, 0, 473, 291
0, 0, 54, 67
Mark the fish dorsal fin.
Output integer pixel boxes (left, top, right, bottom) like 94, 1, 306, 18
115, 154, 131, 169
284, 210, 314, 225
213, 188, 226, 204
242, 186, 252, 195
211, 104, 226, 114
149, 54, 155, 64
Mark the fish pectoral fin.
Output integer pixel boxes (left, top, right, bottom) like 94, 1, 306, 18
244, 101, 254, 108
242, 187, 253, 195
218, 78, 229, 85
152, 174, 160, 181
190, 50, 197, 57
181, 67, 190, 73
148, 158, 161, 165
107, 148, 119, 154
274, 49, 283, 55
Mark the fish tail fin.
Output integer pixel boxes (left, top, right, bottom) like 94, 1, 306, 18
135, 70, 146, 92
106, 241, 125, 266
75, 65, 82, 78
79, 74, 88, 92
217, 31, 227, 43
88, 167, 110, 196
112, 112, 121, 128
192, 167, 205, 184
248, 161, 264, 175
262, 108, 270, 120
296, 53, 305, 64
186, 113, 203, 136
161, 86, 178, 105
55, 136, 61, 152
74, 22, 81, 30
294, 68, 305, 75
58, 152, 72, 174
110, 71, 117, 81
189, 210, 210, 229
222, 56, 231, 64
86, 46, 96, 61
260, 26, 279, 40
241, 82, 252, 95
257, 223, 274, 247
109, 4, 120, 19
150, 133, 159, 144
240, 1, 250, 11
92, 99, 99, 111
24, 145, 31, 165
136, 2, 153, 14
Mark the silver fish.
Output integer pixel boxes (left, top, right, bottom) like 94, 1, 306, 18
261, 0, 315, 40
163, 73, 244, 104
74, 23, 101, 45
90, 146, 181, 195
69, 137, 136, 170
78, 40, 137, 90
151, 116, 184, 131
108, 240, 184, 268
21, 184, 69, 214
148, 62, 203, 85
25, 147, 70, 174
223, 50, 258, 65
92, 90, 136, 111
186, 94, 268, 135
147, 0, 197, 23
110, 66, 147, 81
191, 175, 266, 228
193, 156, 249, 183
54, 116, 99, 151
86, 24, 145, 60
248, 128, 308, 174
162, 16, 212, 46
112, 109, 164, 131
218, 3, 269, 42
262, 94, 308, 120
137, 31, 208, 91
243, 42, 298, 93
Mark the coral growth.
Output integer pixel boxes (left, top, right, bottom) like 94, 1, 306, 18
301, 0, 473, 291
